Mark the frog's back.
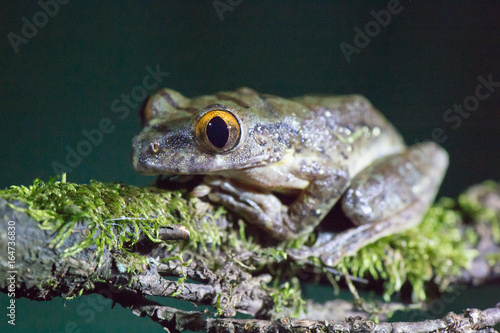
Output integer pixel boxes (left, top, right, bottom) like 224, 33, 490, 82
291, 94, 406, 176
292, 94, 398, 137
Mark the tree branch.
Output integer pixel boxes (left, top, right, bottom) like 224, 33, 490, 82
1, 179, 499, 332
204, 305, 500, 332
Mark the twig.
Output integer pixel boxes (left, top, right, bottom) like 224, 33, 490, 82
205, 305, 500, 333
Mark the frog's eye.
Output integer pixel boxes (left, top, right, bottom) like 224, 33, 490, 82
194, 110, 241, 153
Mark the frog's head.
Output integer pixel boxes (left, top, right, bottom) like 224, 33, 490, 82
131, 88, 297, 175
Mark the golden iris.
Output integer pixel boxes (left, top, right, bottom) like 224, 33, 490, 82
194, 110, 241, 153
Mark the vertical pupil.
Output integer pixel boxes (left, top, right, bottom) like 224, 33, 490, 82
206, 116, 229, 148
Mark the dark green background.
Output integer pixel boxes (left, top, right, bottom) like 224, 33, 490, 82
1, 1, 499, 332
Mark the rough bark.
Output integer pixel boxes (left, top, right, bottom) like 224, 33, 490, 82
128, 303, 500, 333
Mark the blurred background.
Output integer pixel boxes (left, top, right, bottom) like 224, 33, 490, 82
1, 1, 499, 332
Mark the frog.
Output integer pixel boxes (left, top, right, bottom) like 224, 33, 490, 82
131, 87, 448, 260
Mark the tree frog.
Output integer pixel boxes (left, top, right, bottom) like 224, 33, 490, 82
131, 87, 448, 252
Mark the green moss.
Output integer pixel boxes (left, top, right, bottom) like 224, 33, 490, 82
0, 175, 214, 263
270, 278, 306, 317
335, 198, 477, 302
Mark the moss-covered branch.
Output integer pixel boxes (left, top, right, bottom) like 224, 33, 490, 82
0, 176, 499, 331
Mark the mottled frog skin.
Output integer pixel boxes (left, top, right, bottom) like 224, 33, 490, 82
132, 87, 448, 244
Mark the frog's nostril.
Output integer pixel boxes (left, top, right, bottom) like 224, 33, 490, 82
149, 142, 160, 153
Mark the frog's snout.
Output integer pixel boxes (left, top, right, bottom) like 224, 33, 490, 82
131, 131, 201, 175
131, 135, 161, 174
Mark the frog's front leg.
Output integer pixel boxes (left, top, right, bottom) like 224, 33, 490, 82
201, 158, 350, 240
293, 142, 449, 266
285, 160, 350, 237
202, 177, 291, 239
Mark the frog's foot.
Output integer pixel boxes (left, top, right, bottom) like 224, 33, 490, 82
289, 194, 436, 266
202, 178, 292, 239
291, 142, 449, 267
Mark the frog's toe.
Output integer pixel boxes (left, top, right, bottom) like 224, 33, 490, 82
208, 192, 276, 231
219, 181, 245, 197
208, 191, 250, 213
217, 183, 265, 212
206, 184, 292, 239
239, 195, 265, 212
